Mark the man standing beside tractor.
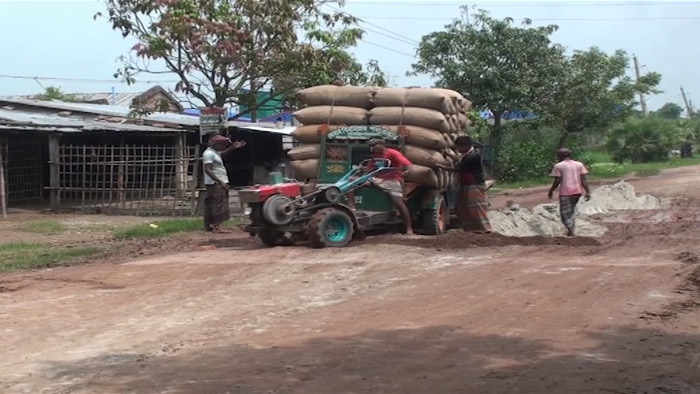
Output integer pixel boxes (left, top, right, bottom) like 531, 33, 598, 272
430, 136, 492, 234
202, 135, 247, 233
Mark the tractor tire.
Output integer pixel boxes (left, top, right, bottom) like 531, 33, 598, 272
258, 228, 295, 247
421, 195, 448, 235
307, 208, 355, 248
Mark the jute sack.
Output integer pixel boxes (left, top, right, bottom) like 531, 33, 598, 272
459, 99, 472, 112
404, 145, 447, 168
294, 106, 368, 126
373, 88, 457, 114
287, 144, 320, 161
382, 125, 446, 150
405, 164, 439, 187
292, 125, 343, 143
297, 85, 375, 109
457, 113, 469, 128
444, 148, 460, 162
289, 159, 319, 180
433, 88, 473, 112
448, 115, 460, 134
369, 107, 450, 133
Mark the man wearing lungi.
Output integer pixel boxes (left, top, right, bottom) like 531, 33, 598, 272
203, 135, 246, 233
548, 148, 591, 237
431, 136, 491, 233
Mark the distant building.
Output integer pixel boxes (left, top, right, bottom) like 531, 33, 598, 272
2, 85, 184, 113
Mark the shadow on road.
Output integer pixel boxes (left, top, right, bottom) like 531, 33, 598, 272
36, 324, 700, 394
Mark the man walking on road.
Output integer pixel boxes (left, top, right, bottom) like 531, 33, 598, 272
548, 148, 591, 237
203, 134, 246, 233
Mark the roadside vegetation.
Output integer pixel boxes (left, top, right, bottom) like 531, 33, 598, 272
0, 243, 99, 272
114, 218, 241, 240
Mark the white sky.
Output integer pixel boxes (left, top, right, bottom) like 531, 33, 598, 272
1, 0, 698, 110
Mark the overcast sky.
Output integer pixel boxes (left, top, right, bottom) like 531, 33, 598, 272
1, 0, 698, 111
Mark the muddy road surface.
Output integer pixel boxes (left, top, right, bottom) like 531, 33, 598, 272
2, 166, 700, 394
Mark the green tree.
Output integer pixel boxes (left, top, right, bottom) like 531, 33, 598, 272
652, 102, 684, 119
99, 0, 376, 120
36, 86, 83, 102
410, 8, 567, 170
545, 47, 661, 148
606, 117, 679, 163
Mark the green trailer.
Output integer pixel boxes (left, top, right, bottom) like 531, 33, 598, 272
239, 125, 459, 247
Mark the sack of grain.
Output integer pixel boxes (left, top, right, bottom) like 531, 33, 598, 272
287, 144, 320, 161
457, 113, 469, 128
373, 88, 457, 114
444, 148, 460, 162
405, 164, 439, 187
291, 125, 343, 143
289, 159, 319, 180
404, 145, 447, 168
382, 125, 446, 150
297, 85, 375, 109
294, 106, 368, 125
369, 107, 450, 133
448, 115, 460, 134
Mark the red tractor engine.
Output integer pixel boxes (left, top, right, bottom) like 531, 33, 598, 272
238, 182, 303, 203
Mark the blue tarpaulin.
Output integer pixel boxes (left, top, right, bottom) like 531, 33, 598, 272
479, 110, 538, 120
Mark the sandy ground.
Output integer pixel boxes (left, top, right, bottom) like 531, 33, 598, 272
1, 166, 700, 394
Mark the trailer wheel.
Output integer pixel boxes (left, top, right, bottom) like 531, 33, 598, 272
308, 208, 354, 248
421, 195, 448, 235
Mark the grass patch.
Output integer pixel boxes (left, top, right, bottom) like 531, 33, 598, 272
0, 242, 99, 272
589, 157, 700, 179
18, 220, 65, 235
635, 168, 661, 177
492, 176, 551, 191
114, 218, 203, 240
588, 150, 612, 164
113, 218, 241, 240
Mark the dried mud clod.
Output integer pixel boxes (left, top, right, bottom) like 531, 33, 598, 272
642, 265, 700, 320
676, 251, 700, 265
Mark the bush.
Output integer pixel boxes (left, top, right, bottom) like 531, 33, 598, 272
495, 126, 593, 182
606, 118, 680, 163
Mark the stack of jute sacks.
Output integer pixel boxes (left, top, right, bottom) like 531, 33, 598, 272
288, 85, 471, 188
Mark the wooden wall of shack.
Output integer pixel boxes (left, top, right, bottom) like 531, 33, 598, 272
0, 123, 286, 215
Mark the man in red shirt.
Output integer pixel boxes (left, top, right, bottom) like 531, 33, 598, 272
365, 138, 414, 235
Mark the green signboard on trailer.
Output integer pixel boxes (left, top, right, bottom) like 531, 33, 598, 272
319, 126, 404, 212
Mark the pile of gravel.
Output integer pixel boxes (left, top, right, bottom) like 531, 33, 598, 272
489, 181, 667, 237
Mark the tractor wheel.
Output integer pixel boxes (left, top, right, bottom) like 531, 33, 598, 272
421, 195, 448, 235
258, 228, 295, 247
307, 208, 354, 248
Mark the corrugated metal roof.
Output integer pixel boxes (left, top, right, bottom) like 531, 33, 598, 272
0, 98, 289, 132
241, 125, 295, 136
0, 108, 185, 133
0, 85, 185, 110
1, 92, 143, 107
0, 98, 199, 126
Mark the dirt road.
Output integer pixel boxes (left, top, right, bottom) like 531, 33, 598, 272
2, 167, 700, 394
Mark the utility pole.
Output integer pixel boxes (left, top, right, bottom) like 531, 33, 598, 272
680, 85, 694, 117
633, 55, 648, 116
